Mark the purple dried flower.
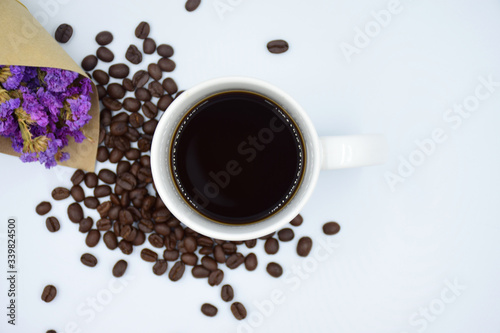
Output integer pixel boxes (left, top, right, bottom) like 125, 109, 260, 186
0, 98, 20, 137
43, 67, 79, 93
2, 66, 25, 90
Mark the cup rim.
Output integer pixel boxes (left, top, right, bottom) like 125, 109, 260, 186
151, 76, 321, 240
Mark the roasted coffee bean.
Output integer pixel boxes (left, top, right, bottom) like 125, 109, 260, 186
100, 109, 112, 126
195, 237, 212, 248
157, 94, 173, 111
231, 302, 247, 320
163, 249, 179, 261
121, 225, 137, 242
143, 38, 156, 54
123, 78, 134, 92
98, 169, 117, 184
47, 330, 56, 333
109, 148, 124, 163
323, 221, 341, 235
132, 70, 149, 88
116, 161, 131, 175
297, 237, 313, 257
123, 98, 141, 112
119, 210, 134, 225
277, 228, 294, 242
185, 0, 201, 12
142, 119, 158, 134
157, 44, 174, 58
213, 245, 225, 263
117, 172, 137, 191
141, 248, 158, 262
266, 262, 283, 278
290, 214, 303, 226
112, 260, 128, 277
125, 127, 141, 142
81, 55, 98, 71
70, 185, 85, 202
118, 240, 133, 255
97, 85, 107, 99
152, 260, 168, 275
67, 203, 83, 223
148, 81, 164, 97
112, 112, 129, 122
128, 113, 144, 129
55, 24, 73, 43
102, 97, 122, 111
162, 77, 178, 95
98, 127, 106, 144
137, 219, 153, 233
137, 138, 151, 152
147, 63, 162, 81
107, 83, 125, 99
86, 230, 101, 247
84, 172, 98, 188
264, 238, 279, 255
93, 70, 109, 85
96, 146, 109, 162
51, 187, 70, 200
97, 46, 114, 62
135, 21, 150, 39
201, 256, 217, 271
183, 236, 197, 253
199, 246, 213, 255
103, 231, 118, 250
114, 136, 130, 152
165, 234, 177, 250
134, 87, 151, 102
222, 242, 237, 255
109, 64, 130, 79
81, 253, 98, 267
158, 58, 176, 72
83, 197, 98, 209
148, 233, 164, 248
108, 206, 120, 220
201, 303, 218, 317
208, 269, 224, 286
244, 253, 257, 271
142, 101, 158, 119
96, 31, 113, 45
245, 239, 257, 248
220, 284, 234, 302
181, 253, 198, 266
169, 261, 185, 281
173, 226, 185, 241
96, 218, 112, 231
126, 44, 142, 64
141, 195, 155, 210
79, 217, 93, 233
192, 265, 210, 278
45, 217, 60, 232
71, 169, 85, 185
133, 229, 146, 246
267, 39, 289, 54
41, 285, 57, 302
94, 185, 112, 198
226, 253, 245, 269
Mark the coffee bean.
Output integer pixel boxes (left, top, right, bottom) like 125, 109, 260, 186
100, 109, 111, 126
140, 248, 158, 262
266, 262, 283, 278
109, 64, 130, 79
148, 81, 164, 98
94, 185, 112, 198
264, 238, 279, 255
164, 249, 179, 261
118, 240, 133, 255
71, 169, 85, 185
245, 239, 257, 248
132, 70, 149, 88
208, 269, 224, 286
185, 0, 201, 12
45, 217, 60, 232
70, 185, 85, 202
123, 98, 141, 112
41, 285, 57, 302
112, 260, 128, 277
126, 44, 143, 64
201, 256, 217, 271
96, 147, 109, 162
92, 70, 109, 85
297, 237, 313, 257
108, 206, 121, 220
192, 265, 210, 278
182, 236, 197, 253
213, 245, 225, 263
147, 233, 163, 248
157, 44, 174, 57
96, 219, 112, 231
157, 95, 173, 111
267, 39, 289, 54
137, 138, 151, 152
97, 85, 107, 99
79, 217, 93, 233
47, 330, 56, 333
86, 230, 101, 247
147, 64, 162, 81
226, 253, 245, 269
96, 31, 113, 45
81, 55, 98, 71
169, 261, 185, 281
51, 187, 70, 200
109, 148, 124, 163
120, 224, 137, 242
231, 302, 247, 320
222, 242, 237, 255
133, 229, 146, 246
81, 253, 98, 267
84, 172, 98, 188
103, 231, 118, 250
114, 136, 130, 151
67, 203, 83, 223
181, 253, 198, 266
323, 221, 341, 235
107, 83, 126, 99
244, 253, 257, 271
201, 303, 218, 317
135, 21, 150, 39
98, 169, 117, 184
83, 197, 98, 210
55, 24, 73, 43
162, 77, 178, 95
123, 78, 134, 91
143, 38, 156, 54
221, 284, 234, 302
290, 214, 303, 226
152, 260, 168, 276
102, 97, 122, 111
135, 87, 152, 102
158, 58, 176, 72
277, 228, 294, 242
97, 47, 114, 62
117, 172, 137, 191
142, 101, 158, 119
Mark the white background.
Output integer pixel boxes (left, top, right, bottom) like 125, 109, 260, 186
1, 0, 500, 332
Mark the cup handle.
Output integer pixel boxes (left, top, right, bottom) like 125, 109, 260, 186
320, 134, 388, 170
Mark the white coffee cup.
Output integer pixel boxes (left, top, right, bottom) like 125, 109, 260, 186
151, 77, 387, 241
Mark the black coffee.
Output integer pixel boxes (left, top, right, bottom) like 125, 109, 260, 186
171, 91, 305, 224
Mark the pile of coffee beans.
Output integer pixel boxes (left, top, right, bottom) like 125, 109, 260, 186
37, 21, 340, 329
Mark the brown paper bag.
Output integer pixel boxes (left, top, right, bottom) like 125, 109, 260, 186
0, 0, 99, 172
